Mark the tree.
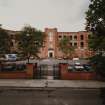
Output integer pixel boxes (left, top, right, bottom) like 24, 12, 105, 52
18, 25, 44, 63
90, 54, 105, 77
59, 37, 74, 59
0, 27, 11, 56
86, 0, 105, 77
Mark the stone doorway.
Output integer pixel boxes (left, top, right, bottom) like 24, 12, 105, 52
48, 51, 54, 58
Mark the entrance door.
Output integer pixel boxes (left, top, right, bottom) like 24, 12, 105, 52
49, 52, 53, 58
48, 51, 54, 58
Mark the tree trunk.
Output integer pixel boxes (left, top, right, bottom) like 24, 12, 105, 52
27, 58, 30, 63
27, 53, 31, 63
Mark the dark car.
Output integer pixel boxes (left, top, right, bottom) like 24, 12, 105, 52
83, 64, 92, 71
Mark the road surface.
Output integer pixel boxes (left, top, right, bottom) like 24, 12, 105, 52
0, 88, 103, 105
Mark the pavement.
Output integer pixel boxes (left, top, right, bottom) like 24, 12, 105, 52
0, 79, 104, 89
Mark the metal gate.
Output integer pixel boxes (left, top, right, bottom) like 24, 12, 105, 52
53, 64, 60, 79
35, 64, 60, 79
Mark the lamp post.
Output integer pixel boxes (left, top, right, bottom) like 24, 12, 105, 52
26, 33, 30, 63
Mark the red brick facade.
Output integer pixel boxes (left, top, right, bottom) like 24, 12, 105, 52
7, 28, 92, 59
39, 28, 92, 59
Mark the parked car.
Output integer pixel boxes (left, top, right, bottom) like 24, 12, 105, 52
58, 58, 62, 60
74, 61, 81, 65
68, 65, 75, 71
5, 54, 17, 61
74, 64, 84, 71
72, 58, 79, 61
2, 63, 16, 71
83, 64, 92, 71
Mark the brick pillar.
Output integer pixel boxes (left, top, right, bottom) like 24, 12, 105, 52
26, 63, 34, 78
59, 63, 68, 79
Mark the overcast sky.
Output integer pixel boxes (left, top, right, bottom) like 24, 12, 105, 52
0, 0, 90, 32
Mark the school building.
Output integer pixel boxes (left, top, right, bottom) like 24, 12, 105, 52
7, 28, 92, 59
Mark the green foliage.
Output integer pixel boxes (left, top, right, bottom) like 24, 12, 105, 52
86, 0, 105, 77
18, 25, 44, 61
0, 27, 11, 54
88, 34, 105, 51
90, 54, 105, 77
86, 0, 105, 36
59, 37, 74, 58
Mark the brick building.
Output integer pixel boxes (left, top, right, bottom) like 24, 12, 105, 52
7, 28, 92, 59
39, 28, 92, 59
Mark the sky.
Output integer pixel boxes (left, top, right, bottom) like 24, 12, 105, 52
0, 0, 90, 32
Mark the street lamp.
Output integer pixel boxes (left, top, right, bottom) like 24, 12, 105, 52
26, 33, 30, 63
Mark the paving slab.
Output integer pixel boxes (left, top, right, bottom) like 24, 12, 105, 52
47, 80, 105, 88
0, 79, 104, 88
0, 79, 46, 88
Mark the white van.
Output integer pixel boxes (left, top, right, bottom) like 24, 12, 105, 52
72, 58, 79, 61
5, 54, 17, 61
72, 58, 80, 65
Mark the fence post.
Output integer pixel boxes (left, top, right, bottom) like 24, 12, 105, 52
33, 63, 37, 79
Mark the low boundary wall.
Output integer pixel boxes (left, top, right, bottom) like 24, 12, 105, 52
0, 63, 36, 79
59, 63, 96, 80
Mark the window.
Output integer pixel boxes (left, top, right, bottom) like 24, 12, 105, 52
64, 35, 66, 38
58, 35, 62, 39
70, 36, 72, 40
80, 35, 84, 40
70, 43, 72, 46
80, 42, 84, 48
74, 35, 77, 40
74, 42, 77, 47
